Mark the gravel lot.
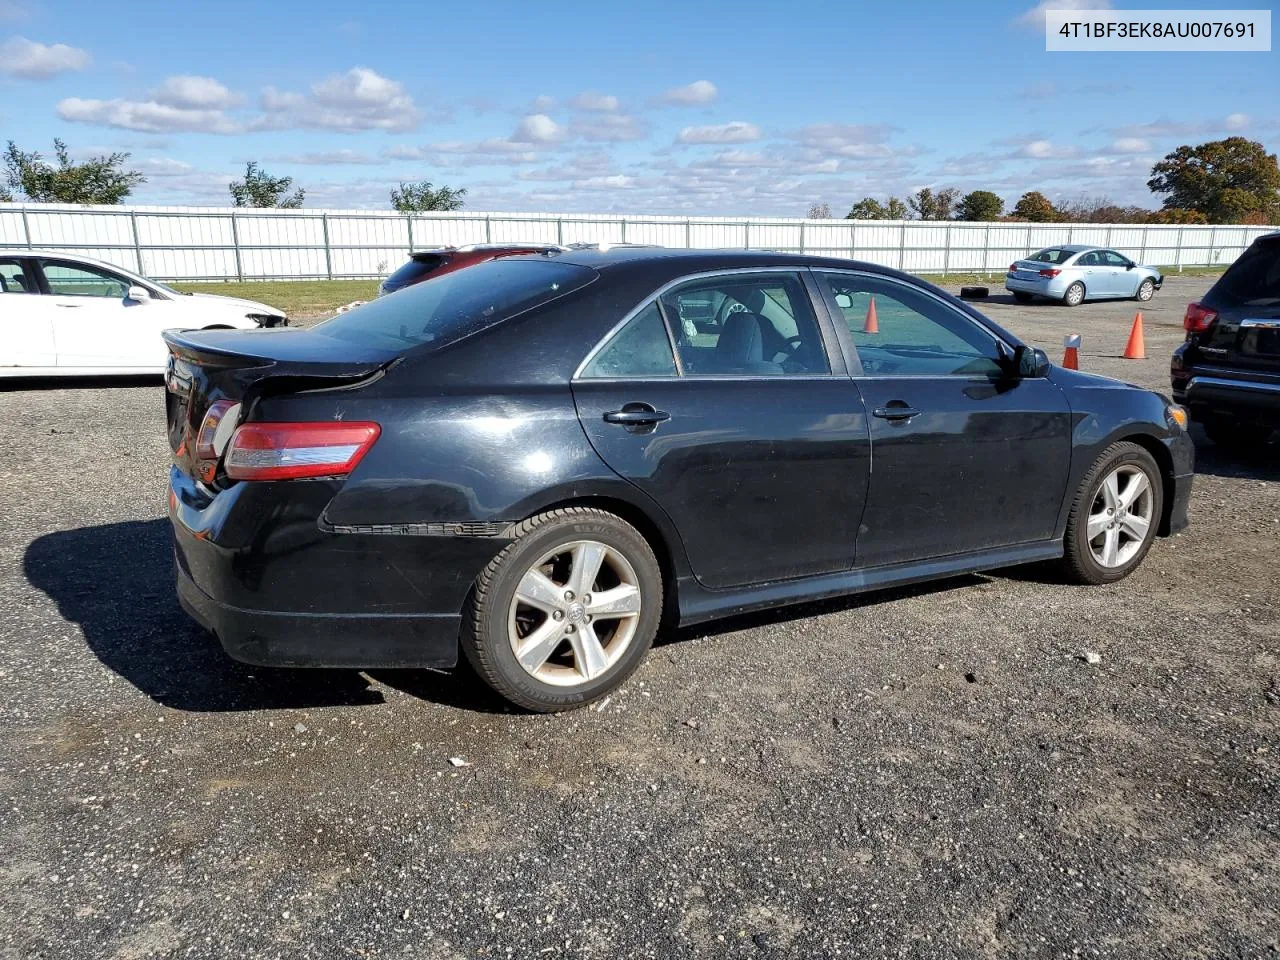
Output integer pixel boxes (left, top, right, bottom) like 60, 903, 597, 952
1, 274, 1277, 959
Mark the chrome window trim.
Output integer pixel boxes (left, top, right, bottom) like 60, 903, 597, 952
573, 266, 828, 382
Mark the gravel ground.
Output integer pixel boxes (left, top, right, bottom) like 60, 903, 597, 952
1, 275, 1277, 959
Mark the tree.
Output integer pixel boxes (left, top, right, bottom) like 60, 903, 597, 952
229, 162, 304, 208
907, 186, 959, 220
390, 180, 466, 212
1148, 137, 1280, 223
1012, 191, 1057, 222
806, 201, 832, 219
3, 139, 144, 204
845, 196, 908, 220
955, 190, 1004, 221
1145, 207, 1209, 225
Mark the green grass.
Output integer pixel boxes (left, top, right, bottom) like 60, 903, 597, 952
172, 279, 378, 319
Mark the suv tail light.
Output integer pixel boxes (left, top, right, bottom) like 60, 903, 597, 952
224, 421, 381, 481
1038, 268, 1061, 278
1184, 302, 1218, 332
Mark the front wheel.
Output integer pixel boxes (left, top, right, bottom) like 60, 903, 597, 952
463, 507, 663, 712
1063, 282, 1085, 307
1060, 442, 1163, 585
1135, 278, 1155, 301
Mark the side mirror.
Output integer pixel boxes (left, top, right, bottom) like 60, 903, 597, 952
127, 285, 151, 302
1125, 262, 1135, 270
1007, 344, 1050, 378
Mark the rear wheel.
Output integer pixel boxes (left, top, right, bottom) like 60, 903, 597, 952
1060, 442, 1163, 584
1204, 417, 1273, 453
1135, 278, 1155, 301
463, 507, 662, 712
1063, 282, 1085, 307
1013, 291, 1034, 304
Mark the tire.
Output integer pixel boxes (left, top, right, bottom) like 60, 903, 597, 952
1204, 417, 1273, 453
959, 286, 988, 300
1060, 441, 1163, 585
1135, 278, 1155, 302
1012, 291, 1034, 304
462, 507, 663, 712
1063, 282, 1085, 307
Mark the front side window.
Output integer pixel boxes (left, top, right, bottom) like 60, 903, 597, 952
821, 272, 1003, 378
42, 261, 130, 298
658, 272, 828, 376
580, 302, 677, 379
0, 258, 34, 294
1101, 250, 1129, 267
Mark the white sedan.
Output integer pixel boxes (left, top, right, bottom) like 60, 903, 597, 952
1, 251, 287, 376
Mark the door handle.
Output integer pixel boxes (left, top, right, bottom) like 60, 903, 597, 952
603, 405, 671, 426
872, 404, 921, 422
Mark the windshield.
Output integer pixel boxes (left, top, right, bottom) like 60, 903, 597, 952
1028, 248, 1073, 264
315, 258, 596, 350
1211, 239, 1280, 307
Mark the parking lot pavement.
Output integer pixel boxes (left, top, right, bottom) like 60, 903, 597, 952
2, 277, 1277, 959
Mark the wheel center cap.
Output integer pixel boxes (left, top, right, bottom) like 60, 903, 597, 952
566, 603, 586, 624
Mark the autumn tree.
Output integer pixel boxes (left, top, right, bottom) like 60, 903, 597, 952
229, 162, 304, 208
1147, 137, 1280, 223
806, 201, 832, 219
1012, 191, 1057, 222
955, 190, 1004, 221
907, 186, 960, 220
845, 196, 909, 219
4, 139, 144, 204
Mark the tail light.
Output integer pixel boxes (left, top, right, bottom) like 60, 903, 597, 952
1038, 268, 1061, 278
195, 400, 241, 460
1184, 302, 1217, 333
224, 421, 381, 481
1009, 263, 1019, 272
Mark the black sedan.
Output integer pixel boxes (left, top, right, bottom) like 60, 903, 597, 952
165, 249, 1194, 712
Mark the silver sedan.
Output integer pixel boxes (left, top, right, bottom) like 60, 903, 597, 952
1006, 244, 1163, 306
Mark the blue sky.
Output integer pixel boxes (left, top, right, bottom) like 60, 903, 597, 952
0, 0, 1275, 214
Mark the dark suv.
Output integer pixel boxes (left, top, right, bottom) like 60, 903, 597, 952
1172, 232, 1280, 451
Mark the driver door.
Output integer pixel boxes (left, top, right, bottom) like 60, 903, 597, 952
1099, 250, 1135, 297
816, 271, 1072, 568
39, 259, 156, 368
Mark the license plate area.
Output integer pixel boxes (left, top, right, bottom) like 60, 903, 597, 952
1241, 319, 1280, 358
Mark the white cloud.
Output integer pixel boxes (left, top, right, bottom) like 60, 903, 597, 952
660, 80, 717, 105
572, 91, 619, 112
154, 75, 241, 110
57, 97, 240, 133
678, 121, 761, 144
1112, 114, 1254, 138
1014, 0, 1110, 27
256, 67, 421, 132
1106, 137, 1150, 154
0, 36, 90, 79
1015, 139, 1075, 159
530, 94, 557, 112
270, 150, 384, 166
0, 0, 30, 20
572, 113, 649, 142
1224, 112, 1249, 131
790, 123, 900, 157
575, 174, 635, 190
511, 113, 563, 143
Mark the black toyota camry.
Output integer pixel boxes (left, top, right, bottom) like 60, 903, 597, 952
165, 248, 1194, 712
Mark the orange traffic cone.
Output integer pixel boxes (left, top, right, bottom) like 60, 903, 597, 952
1063, 333, 1081, 370
864, 296, 879, 334
1123, 312, 1146, 360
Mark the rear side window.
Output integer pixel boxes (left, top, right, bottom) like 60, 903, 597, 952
0, 258, 34, 294
580, 303, 677, 378
316, 259, 596, 350
383, 254, 445, 290
1211, 240, 1280, 306
1029, 248, 1072, 264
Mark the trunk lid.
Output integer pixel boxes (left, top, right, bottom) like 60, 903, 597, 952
163, 327, 397, 477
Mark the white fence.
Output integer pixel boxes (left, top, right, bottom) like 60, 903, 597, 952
1, 203, 1274, 283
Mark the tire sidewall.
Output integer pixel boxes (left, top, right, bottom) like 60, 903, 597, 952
1069, 445, 1163, 583
1138, 279, 1154, 301
473, 515, 662, 710
1065, 282, 1085, 306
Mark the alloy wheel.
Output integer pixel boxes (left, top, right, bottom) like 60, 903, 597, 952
1066, 283, 1084, 306
1138, 279, 1154, 301
507, 540, 643, 687
1086, 465, 1154, 568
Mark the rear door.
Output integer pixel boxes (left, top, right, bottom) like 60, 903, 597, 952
39, 259, 159, 368
572, 269, 870, 590
1199, 237, 1280, 373
816, 270, 1072, 568
0, 256, 56, 369
1074, 251, 1103, 297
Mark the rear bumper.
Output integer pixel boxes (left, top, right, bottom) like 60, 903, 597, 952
1006, 275, 1068, 298
169, 466, 506, 668
1176, 374, 1280, 426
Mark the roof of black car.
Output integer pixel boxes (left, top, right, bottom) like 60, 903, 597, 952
540, 247, 856, 271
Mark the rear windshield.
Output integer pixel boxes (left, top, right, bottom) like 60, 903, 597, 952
383, 254, 445, 289
316, 258, 596, 350
1028, 248, 1073, 264
1210, 239, 1280, 307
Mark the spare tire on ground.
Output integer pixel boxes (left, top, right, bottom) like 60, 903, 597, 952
959, 286, 989, 300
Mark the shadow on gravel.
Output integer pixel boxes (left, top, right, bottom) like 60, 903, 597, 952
23, 519, 388, 713
0, 374, 162, 392
1189, 425, 1280, 482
